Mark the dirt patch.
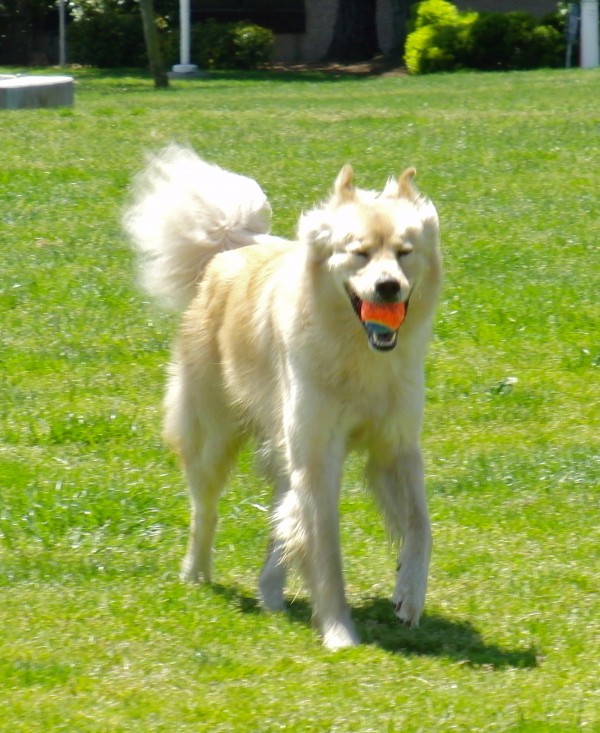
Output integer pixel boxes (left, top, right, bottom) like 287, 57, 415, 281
267, 55, 407, 78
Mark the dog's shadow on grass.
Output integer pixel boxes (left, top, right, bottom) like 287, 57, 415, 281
352, 597, 539, 669
210, 585, 538, 669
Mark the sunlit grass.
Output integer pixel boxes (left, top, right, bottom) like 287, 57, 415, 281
1, 66, 598, 732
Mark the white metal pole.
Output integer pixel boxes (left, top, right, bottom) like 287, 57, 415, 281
180, 0, 190, 65
172, 0, 197, 73
580, 0, 599, 68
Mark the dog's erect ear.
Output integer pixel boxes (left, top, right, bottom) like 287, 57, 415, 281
333, 164, 356, 204
399, 167, 418, 200
382, 167, 418, 202
297, 208, 333, 262
298, 165, 355, 260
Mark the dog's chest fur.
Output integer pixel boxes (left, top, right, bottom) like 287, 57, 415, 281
184, 240, 425, 450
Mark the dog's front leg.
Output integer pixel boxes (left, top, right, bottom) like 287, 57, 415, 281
368, 447, 432, 627
276, 436, 359, 650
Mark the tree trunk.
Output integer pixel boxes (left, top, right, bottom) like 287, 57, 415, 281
139, 0, 169, 89
326, 0, 379, 62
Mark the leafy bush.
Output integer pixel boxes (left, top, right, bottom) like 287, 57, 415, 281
405, 0, 566, 74
467, 11, 563, 70
405, 25, 439, 74
405, 0, 476, 74
468, 11, 565, 70
186, 20, 235, 69
467, 12, 534, 70
163, 20, 274, 70
530, 23, 565, 68
231, 23, 275, 69
412, 0, 461, 29
188, 20, 274, 70
69, 8, 147, 67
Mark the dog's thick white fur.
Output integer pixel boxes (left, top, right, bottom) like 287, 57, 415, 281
125, 144, 442, 649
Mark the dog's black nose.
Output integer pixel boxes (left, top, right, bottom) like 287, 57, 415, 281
375, 278, 401, 302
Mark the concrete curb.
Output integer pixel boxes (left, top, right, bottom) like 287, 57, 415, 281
0, 75, 74, 110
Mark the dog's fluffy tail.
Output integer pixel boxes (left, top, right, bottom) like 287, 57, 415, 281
124, 144, 272, 310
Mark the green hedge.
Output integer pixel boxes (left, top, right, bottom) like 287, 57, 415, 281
405, 0, 566, 74
468, 11, 564, 70
190, 20, 275, 70
69, 11, 274, 70
68, 9, 148, 68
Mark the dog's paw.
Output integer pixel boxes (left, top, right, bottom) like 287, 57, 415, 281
321, 620, 361, 651
392, 571, 426, 627
180, 567, 200, 583
392, 598, 422, 627
180, 555, 210, 584
258, 582, 286, 612
258, 555, 287, 611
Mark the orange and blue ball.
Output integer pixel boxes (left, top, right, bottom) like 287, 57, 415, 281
360, 300, 406, 332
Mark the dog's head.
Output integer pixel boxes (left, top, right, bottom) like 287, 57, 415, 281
298, 165, 441, 352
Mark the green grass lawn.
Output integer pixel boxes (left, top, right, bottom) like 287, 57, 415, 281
1, 66, 598, 732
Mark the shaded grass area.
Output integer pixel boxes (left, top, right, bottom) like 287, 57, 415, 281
1, 66, 598, 731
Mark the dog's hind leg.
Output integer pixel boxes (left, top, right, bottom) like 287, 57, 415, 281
179, 431, 240, 583
165, 361, 241, 584
259, 539, 287, 611
367, 447, 432, 627
259, 475, 289, 611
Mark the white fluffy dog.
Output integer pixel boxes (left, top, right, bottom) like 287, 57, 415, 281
125, 145, 442, 649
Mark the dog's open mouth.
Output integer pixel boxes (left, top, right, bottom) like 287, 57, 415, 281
347, 289, 407, 352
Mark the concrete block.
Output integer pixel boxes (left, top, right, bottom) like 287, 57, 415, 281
168, 65, 209, 79
0, 75, 74, 110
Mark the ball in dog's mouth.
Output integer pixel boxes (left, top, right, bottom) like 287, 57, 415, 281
347, 291, 407, 352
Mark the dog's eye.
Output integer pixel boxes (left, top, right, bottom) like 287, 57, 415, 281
396, 248, 412, 259
352, 250, 370, 260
